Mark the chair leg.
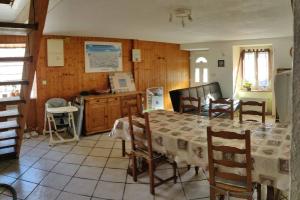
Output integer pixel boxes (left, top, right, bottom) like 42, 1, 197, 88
132, 155, 137, 182
256, 183, 261, 200
172, 161, 177, 183
148, 159, 155, 195
122, 140, 126, 157
267, 185, 275, 200
187, 164, 191, 170
195, 166, 199, 175
210, 188, 216, 200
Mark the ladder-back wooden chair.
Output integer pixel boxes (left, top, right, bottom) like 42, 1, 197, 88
239, 100, 266, 123
179, 96, 201, 115
128, 106, 177, 195
179, 96, 201, 174
209, 99, 234, 120
207, 127, 255, 200
120, 93, 144, 156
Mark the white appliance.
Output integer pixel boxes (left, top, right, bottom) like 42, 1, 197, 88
274, 71, 292, 123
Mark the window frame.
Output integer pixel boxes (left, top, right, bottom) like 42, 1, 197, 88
241, 49, 272, 91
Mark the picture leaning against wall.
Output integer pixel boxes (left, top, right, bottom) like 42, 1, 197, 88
85, 41, 123, 72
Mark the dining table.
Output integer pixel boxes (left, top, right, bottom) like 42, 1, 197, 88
110, 109, 291, 199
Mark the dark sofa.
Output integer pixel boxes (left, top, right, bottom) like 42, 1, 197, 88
169, 82, 239, 116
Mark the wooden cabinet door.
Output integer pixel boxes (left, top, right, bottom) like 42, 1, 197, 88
85, 99, 108, 134
107, 97, 121, 129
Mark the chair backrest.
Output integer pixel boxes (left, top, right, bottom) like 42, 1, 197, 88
239, 100, 266, 123
207, 127, 252, 196
121, 93, 143, 117
179, 96, 201, 114
128, 105, 153, 159
46, 98, 67, 108
209, 99, 234, 120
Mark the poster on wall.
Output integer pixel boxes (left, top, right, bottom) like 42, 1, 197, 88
85, 41, 122, 73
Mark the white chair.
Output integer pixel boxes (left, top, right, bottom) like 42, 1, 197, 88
43, 98, 79, 146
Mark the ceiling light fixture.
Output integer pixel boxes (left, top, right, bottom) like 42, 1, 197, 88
169, 8, 193, 27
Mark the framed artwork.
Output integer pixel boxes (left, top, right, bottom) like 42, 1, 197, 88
109, 72, 136, 93
218, 59, 225, 67
85, 41, 122, 73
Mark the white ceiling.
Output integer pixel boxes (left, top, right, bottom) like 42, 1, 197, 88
0, 0, 29, 22
0, 0, 293, 44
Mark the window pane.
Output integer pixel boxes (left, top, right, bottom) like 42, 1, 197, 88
203, 68, 208, 83
257, 52, 269, 88
195, 68, 200, 83
243, 52, 256, 85
0, 47, 25, 97
195, 57, 207, 63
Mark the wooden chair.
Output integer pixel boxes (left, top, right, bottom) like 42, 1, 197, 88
207, 127, 256, 200
209, 99, 234, 120
179, 96, 201, 115
179, 96, 201, 174
239, 100, 266, 123
128, 106, 177, 195
120, 93, 144, 157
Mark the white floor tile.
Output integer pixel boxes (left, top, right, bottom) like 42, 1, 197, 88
40, 172, 71, 190
75, 166, 103, 180
106, 158, 129, 169
64, 177, 97, 196
32, 159, 58, 171
82, 156, 107, 167
93, 181, 125, 200
51, 162, 80, 176
57, 192, 91, 200
26, 185, 60, 200
61, 154, 86, 164
100, 168, 127, 182
19, 168, 48, 183
123, 183, 154, 200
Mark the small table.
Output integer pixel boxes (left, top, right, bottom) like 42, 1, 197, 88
45, 106, 79, 146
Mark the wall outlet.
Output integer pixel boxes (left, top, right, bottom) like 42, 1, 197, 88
42, 80, 47, 85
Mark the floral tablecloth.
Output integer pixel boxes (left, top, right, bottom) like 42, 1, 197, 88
111, 110, 291, 191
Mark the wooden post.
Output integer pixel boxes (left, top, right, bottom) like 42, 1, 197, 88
291, 0, 300, 199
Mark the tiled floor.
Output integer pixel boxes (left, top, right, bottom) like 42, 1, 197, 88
0, 133, 210, 200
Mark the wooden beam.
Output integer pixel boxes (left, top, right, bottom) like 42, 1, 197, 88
0, 56, 32, 62
0, 0, 13, 4
0, 80, 29, 86
17, 0, 49, 157
0, 22, 38, 30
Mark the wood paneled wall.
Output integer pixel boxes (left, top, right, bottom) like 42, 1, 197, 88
35, 35, 189, 131
133, 40, 190, 109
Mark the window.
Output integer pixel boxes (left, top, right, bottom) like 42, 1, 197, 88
195, 68, 200, 83
242, 49, 271, 90
0, 45, 37, 99
203, 68, 208, 83
194, 56, 208, 84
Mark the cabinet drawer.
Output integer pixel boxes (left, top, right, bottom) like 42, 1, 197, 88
108, 97, 120, 104
87, 98, 107, 104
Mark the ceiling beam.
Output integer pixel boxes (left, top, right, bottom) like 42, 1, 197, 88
0, 0, 14, 5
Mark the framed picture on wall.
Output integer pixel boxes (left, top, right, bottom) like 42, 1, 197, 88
85, 41, 123, 73
218, 59, 225, 67
109, 72, 136, 93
